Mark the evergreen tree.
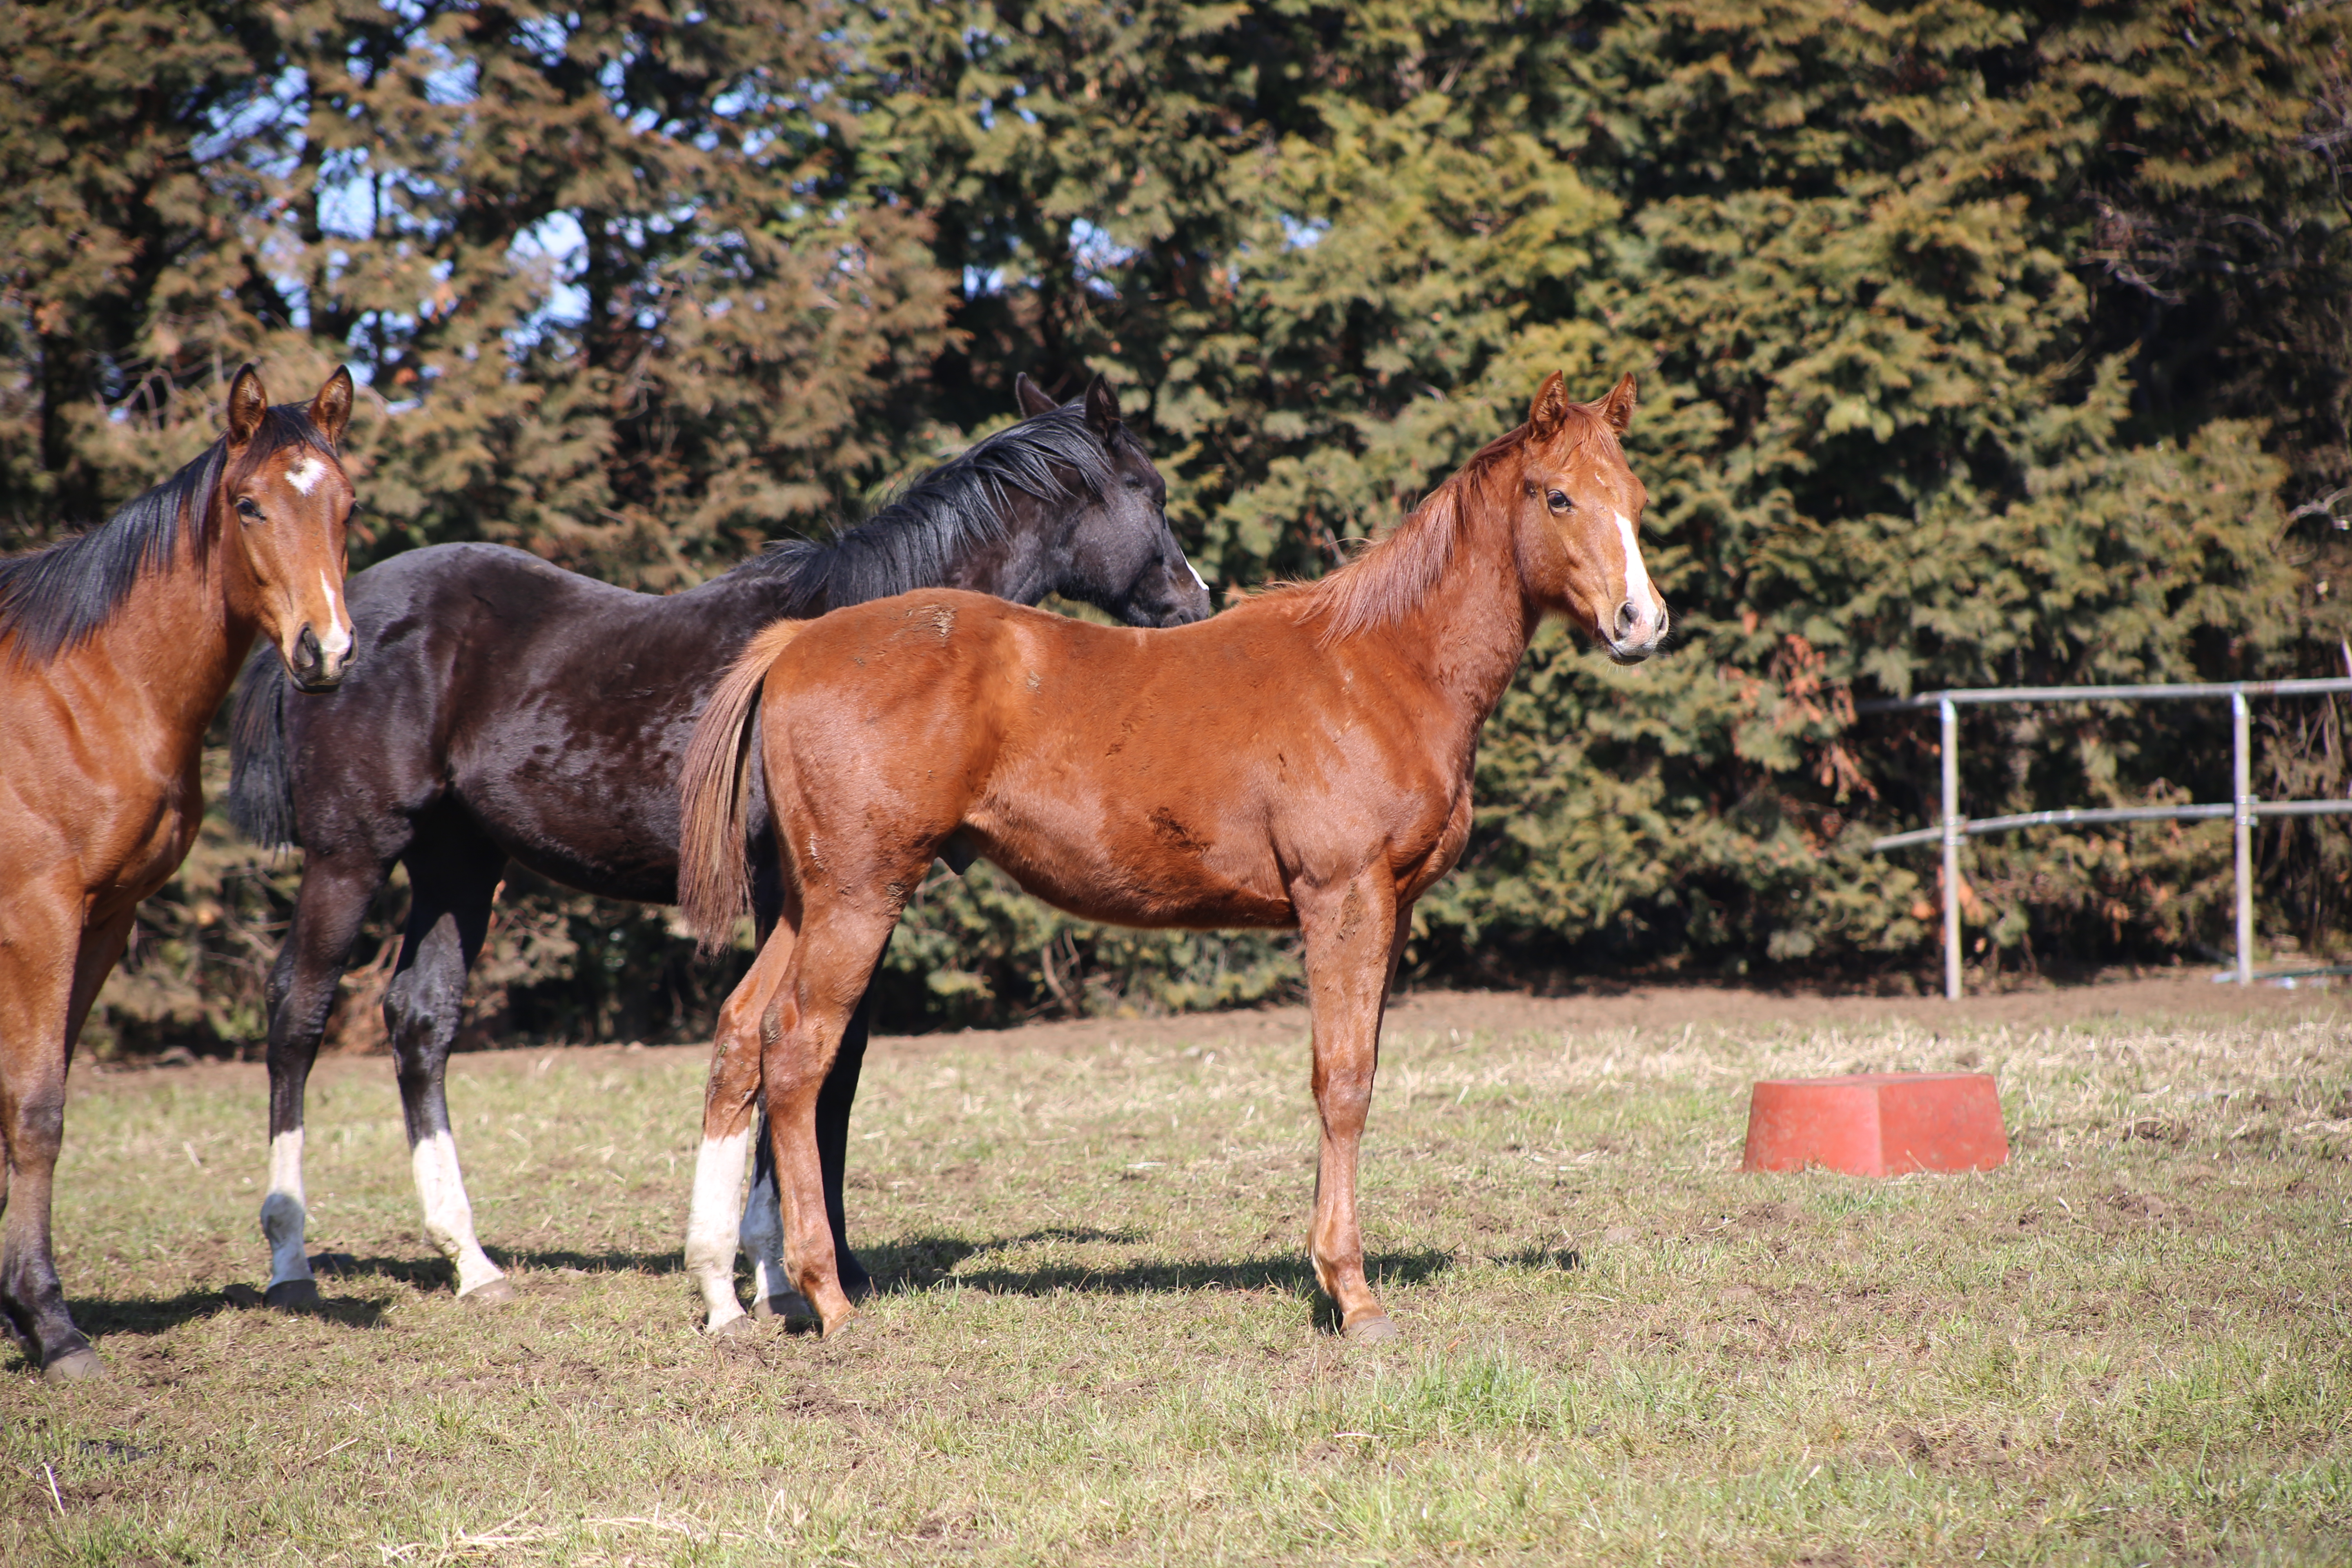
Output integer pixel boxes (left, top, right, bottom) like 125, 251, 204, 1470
2, 0, 955, 584
851, 0, 2352, 1002
2, 0, 2344, 1045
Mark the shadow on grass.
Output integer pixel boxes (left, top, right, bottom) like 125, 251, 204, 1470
859, 1232, 1458, 1307
69, 1285, 388, 1340
1493, 1244, 1584, 1272
496, 1247, 686, 1278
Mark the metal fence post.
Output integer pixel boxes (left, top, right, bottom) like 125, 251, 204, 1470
2233, 688, 2254, 987
1942, 696, 1961, 1000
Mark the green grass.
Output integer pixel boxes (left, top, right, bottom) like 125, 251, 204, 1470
4, 989, 2349, 1564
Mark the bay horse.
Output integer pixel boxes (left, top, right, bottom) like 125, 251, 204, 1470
225, 375, 1208, 1312
672, 372, 1667, 1339
0, 365, 356, 1378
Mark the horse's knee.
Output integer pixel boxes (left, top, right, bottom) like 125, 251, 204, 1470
1313, 1063, 1375, 1114
7, 1088, 65, 1166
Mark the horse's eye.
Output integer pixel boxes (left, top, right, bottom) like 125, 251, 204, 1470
235, 497, 262, 520
1546, 489, 1572, 513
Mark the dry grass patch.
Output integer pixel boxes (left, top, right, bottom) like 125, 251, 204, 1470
4, 984, 2348, 1564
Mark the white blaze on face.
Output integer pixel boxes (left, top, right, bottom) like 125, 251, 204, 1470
316, 570, 352, 659
408, 1128, 504, 1296
260, 1128, 310, 1288
685, 1128, 753, 1332
285, 454, 327, 495
1611, 510, 1657, 640
1186, 557, 1208, 593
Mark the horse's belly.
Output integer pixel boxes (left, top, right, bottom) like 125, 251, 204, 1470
459, 753, 685, 904
967, 815, 1294, 932
993, 856, 1295, 930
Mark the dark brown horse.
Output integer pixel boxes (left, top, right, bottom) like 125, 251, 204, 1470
0, 365, 356, 1377
672, 372, 1667, 1339
225, 375, 1207, 1311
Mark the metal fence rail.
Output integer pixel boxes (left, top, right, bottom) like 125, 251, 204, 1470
1860, 678, 2352, 998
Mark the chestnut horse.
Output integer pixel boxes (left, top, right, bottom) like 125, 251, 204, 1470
671, 372, 1666, 1339
0, 365, 356, 1377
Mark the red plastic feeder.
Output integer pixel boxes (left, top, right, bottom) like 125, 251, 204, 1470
1741, 1072, 2007, 1177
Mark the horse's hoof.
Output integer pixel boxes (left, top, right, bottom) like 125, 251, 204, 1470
754, 1291, 816, 1322
43, 1347, 105, 1382
707, 1313, 758, 1340
818, 1307, 858, 1340
265, 1278, 322, 1312
458, 1277, 517, 1306
1342, 1312, 1400, 1344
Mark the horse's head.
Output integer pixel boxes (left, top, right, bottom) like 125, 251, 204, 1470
1020, 373, 1212, 629
1512, 372, 1668, 664
221, 365, 358, 691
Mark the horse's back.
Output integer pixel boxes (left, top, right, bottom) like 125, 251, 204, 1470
305, 543, 773, 897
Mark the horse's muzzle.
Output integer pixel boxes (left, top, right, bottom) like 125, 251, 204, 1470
287, 624, 354, 691
1156, 560, 1214, 627
1605, 601, 1670, 665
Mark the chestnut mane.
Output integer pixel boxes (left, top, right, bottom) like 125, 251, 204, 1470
1290, 401, 1619, 646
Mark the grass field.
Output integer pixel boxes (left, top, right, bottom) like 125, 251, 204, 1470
3, 980, 2348, 1565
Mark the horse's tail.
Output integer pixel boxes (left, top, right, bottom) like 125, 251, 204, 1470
677, 619, 808, 954
227, 649, 299, 849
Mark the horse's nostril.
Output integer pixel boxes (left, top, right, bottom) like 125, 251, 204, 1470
295, 625, 323, 669
1614, 601, 1640, 639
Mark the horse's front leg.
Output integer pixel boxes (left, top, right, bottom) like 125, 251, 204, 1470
686, 917, 797, 1334
259, 849, 386, 1307
746, 971, 880, 1317
1295, 869, 1410, 1342
0, 896, 131, 1379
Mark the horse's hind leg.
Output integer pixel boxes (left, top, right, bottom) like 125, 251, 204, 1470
686, 914, 799, 1334
762, 900, 907, 1338
383, 829, 509, 1301
746, 961, 882, 1318
0, 898, 132, 1379
259, 849, 388, 1307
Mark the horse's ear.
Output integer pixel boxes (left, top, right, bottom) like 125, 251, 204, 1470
1597, 372, 1638, 435
309, 365, 354, 447
1083, 373, 1124, 440
1525, 372, 1571, 441
225, 364, 268, 447
1013, 372, 1058, 419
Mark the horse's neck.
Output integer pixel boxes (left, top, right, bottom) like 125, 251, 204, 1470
747, 495, 1049, 612
946, 489, 1051, 604
100, 534, 256, 752
1389, 501, 1539, 750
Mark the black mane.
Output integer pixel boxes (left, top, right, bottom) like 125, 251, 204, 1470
0, 406, 337, 665
728, 398, 1118, 611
